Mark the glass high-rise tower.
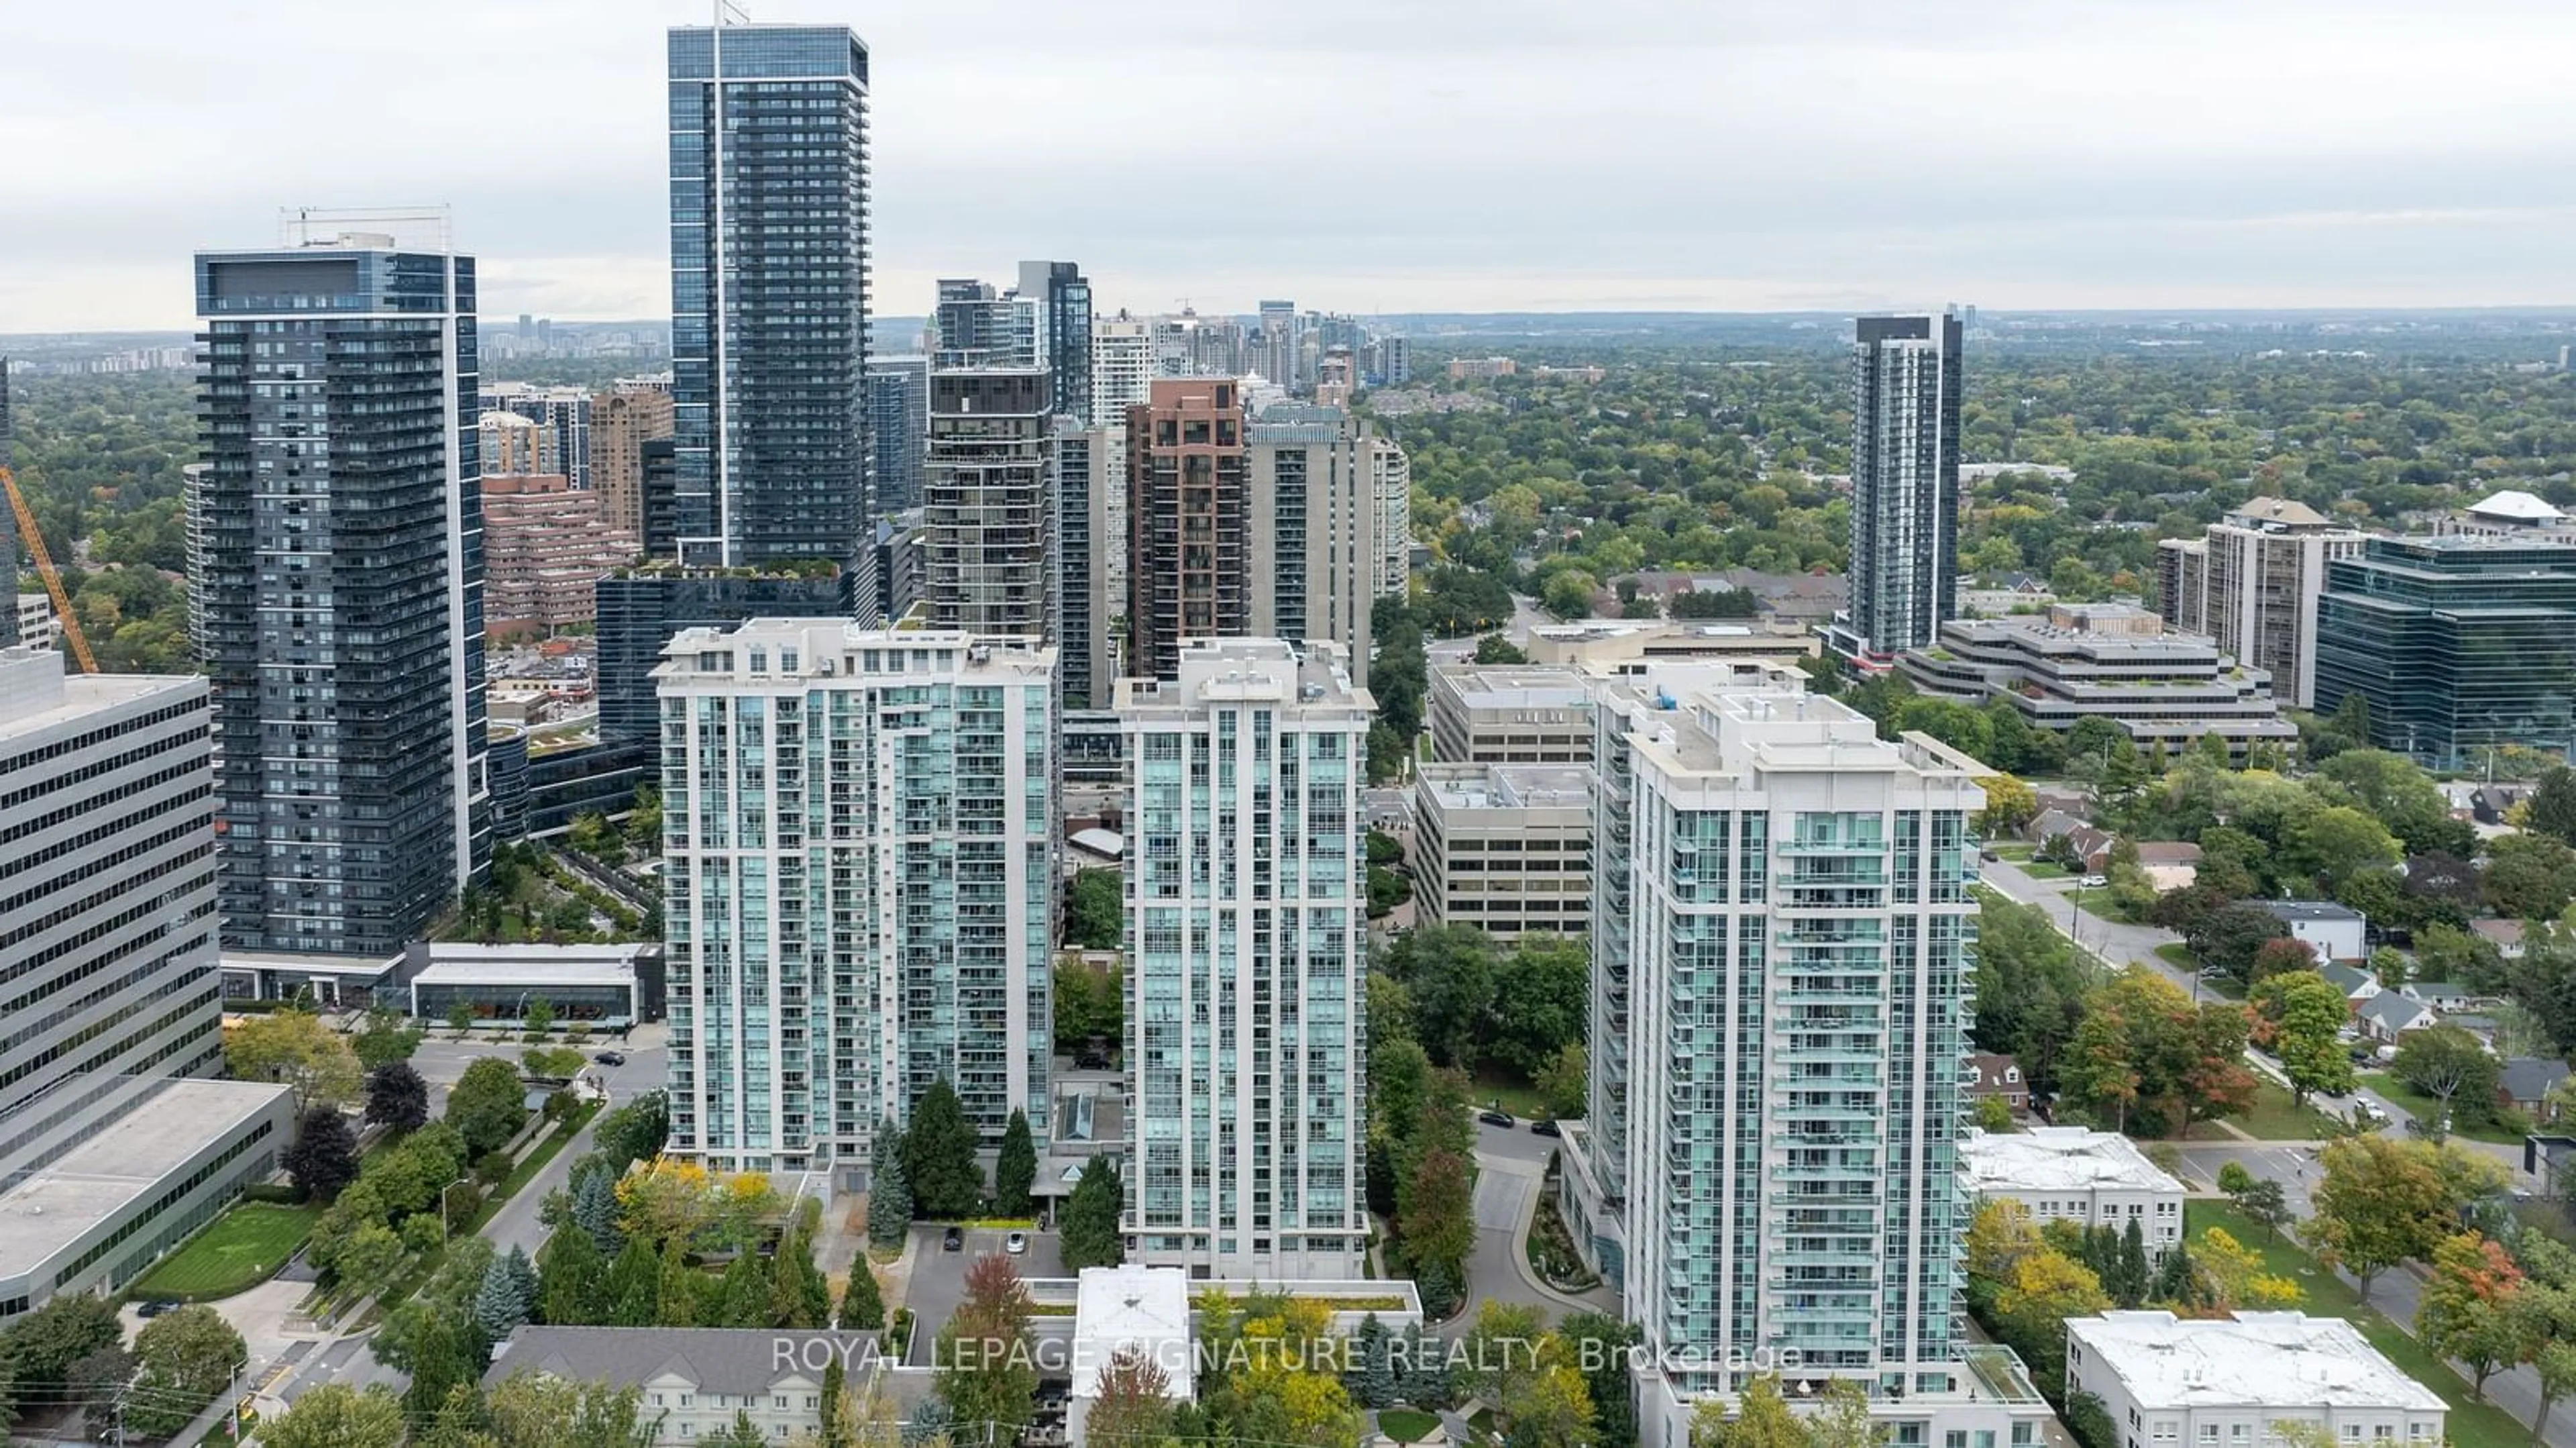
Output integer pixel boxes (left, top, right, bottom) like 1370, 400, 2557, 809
1837, 312, 1963, 662
667, 23, 872, 569
195, 217, 490, 957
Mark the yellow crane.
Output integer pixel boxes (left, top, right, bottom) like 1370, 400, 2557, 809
3, 464, 101, 673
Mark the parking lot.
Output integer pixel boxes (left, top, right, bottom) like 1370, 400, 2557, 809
902, 1224, 1066, 1366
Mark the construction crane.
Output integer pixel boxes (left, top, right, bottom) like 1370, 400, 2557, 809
3, 464, 100, 674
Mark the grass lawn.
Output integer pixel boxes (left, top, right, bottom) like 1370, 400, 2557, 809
2186, 1079, 2346, 1142
2018, 860, 2070, 880
2154, 943, 2198, 969
2357, 1072, 2528, 1146
1380, 1408, 1441, 1443
1469, 1067, 1550, 1121
129, 1202, 319, 1301
2184, 1202, 2532, 1448
1992, 843, 2034, 862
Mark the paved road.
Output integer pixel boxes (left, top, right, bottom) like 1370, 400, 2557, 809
1464, 1117, 1613, 1323
271, 1039, 667, 1410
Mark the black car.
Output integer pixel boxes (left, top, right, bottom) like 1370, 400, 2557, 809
1529, 1119, 1561, 1137
594, 1051, 627, 1066
135, 1299, 175, 1318
1477, 1108, 1515, 1127
943, 1227, 964, 1252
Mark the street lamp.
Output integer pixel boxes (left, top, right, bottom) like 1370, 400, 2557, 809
440, 1174, 474, 1243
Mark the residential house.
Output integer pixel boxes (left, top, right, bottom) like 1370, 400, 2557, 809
1966, 1053, 2032, 1115
2358, 992, 2439, 1043
2470, 784, 2530, 827
482, 1327, 883, 1445
2404, 981, 2476, 1011
2471, 919, 2529, 962
2319, 962, 2383, 1012
2260, 900, 2367, 964
2500, 1059, 2571, 1123
2133, 841, 2202, 892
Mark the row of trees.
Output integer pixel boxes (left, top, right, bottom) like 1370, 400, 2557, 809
0, 1295, 248, 1439
1375, 924, 1588, 1084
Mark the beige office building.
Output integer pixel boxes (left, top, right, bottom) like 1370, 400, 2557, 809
1412, 762, 1592, 938
1427, 664, 1593, 764
590, 382, 676, 545
481, 474, 626, 637
2155, 497, 2371, 708
1522, 618, 1819, 672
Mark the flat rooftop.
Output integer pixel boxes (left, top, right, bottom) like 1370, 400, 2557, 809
1434, 664, 1593, 709
1963, 1127, 2183, 1195
2069, 1311, 2447, 1411
1417, 763, 1594, 813
1116, 638, 1370, 714
0, 1080, 294, 1280
1071, 1265, 1194, 1401
0, 648, 205, 745
412, 952, 639, 988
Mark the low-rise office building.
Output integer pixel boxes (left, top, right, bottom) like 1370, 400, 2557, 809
1962, 1127, 2186, 1252
1898, 604, 2296, 760
1069, 1265, 1194, 1448
1411, 762, 1592, 937
1427, 663, 1593, 764
405, 942, 658, 1027
0, 1079, 295, 1316
1522, 619, 1819, 672
2064, 1312, 2445, 1448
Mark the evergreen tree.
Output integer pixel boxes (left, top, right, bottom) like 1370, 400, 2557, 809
904, 1081, 984, 1219
657, 1241, 707, 1327
839, 1265, 886, 1331
995, 1108, 1038, 1217
537, 1223, 608, 1325
1060, 1157, 1124, 1270
572, 1163, 624, 1255
607, 1236, 661, 1327
869, 1117, 913, 1245
1403, 1325, 1455, 1408
474, 1251, 533, 1339
2151, 1239, 2199, 1308
1350, 1314, 1397, 1408
2117, 1219, 2151, 1309
716, 1248, 772, 1329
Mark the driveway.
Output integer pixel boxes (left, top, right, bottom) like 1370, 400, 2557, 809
1466, 1119, 1614, 1323
902, 1225, 1064, 1365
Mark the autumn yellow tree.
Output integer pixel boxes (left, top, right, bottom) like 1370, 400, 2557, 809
616, 1159, 717, 1245
2191, 1227, 2302, 1310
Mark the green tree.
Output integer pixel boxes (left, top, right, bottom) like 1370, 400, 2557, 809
994, 1108, 1038, 1218
2392, 1025, 2502, 1133
2283, 805, 2402, 892
869, 1119, 913, 1247
525, 996, 557, 1034
1064, 869, 1124, 951
2528, 766, 2576, 848
1061, 1157, 1125, 1271
1053, 951, 1124, 1051
1085, 1344, 1177, 1448
223, 1008, 364, 1114
1692, 1375, 1808, 1448
353, 1004, 425, 1070
335, 1221, 413, 1300
476, 1246, 538, 1339
537, 1212, 611, 1325
1492, 935, 1588, 1077
2233, 1178, 2292, 1243
1474, 633, 1531, 664
448, 999, 477, 1037
839, 1263, 886, 1331
1536, 1043, 1587, 1122
1382, 924, 1500, 1070
262, 1384, 407, 1448
1541, 569, 1598, 620
2253, 971, 2358, 1104
2303, 1135, 2458, 1295
625, 784, 664, 855
447, 1055, 531, 1155
904, 1081, 985, 1219
1397, 1147, 1476, 1296
1557, 1311, 1641, 1448
124, 1304, 248, 1439
604, 1236, 661, 1327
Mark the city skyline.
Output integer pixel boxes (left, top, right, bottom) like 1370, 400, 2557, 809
8, 1, 2576, 331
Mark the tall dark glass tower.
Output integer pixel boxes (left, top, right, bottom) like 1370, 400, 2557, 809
1017, 260, 1093, 424
1838, 311, 1963, 661
195, 217, 490, 957
667, 23, 872, 569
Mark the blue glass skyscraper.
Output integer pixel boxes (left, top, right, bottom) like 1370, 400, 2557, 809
195, 216, 490, 958
667, 23, 872, 568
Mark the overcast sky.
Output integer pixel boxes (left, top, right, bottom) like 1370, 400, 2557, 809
3, 0, 2570, 331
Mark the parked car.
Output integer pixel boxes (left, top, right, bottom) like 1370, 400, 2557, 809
135, 1299, 175, 1318
1005, 1231, 1029, 1255
1529, 1119, 1562, 1137
594, 1051, 627, 1066
943, 1227, 964, 1252
2078, 874, 2108, 888
1979, 849, 1999, 863
1478, 1108, 1515, 1128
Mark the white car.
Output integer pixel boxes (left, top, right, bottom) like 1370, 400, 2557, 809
2078, 874, 2108, 888
1005, 1231, 1028, 1255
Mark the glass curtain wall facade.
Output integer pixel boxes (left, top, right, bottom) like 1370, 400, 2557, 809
657, 621, 1057, 1184
1843, 313, 1962, 659
667, 25, 872, 570
1116, 640, 1371, 1280
2313, 537, 2576, 766
195, 234, 490, 955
